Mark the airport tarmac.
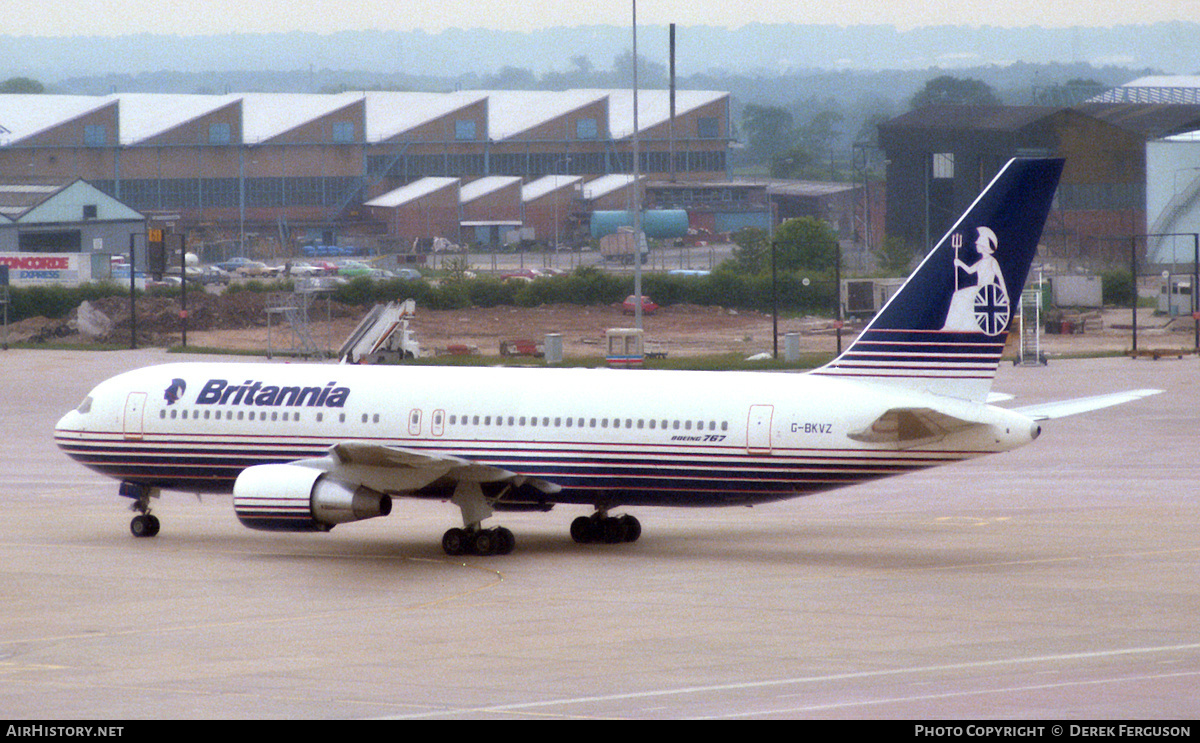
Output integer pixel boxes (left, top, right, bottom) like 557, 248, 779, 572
1, 348, 1197, 719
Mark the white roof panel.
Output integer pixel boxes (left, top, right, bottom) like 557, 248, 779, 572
239, 93, 363, 143
522, 175, 583, 202
460, 175, 522, 203
483, 90, 608, 140
581, 89, 727, 138
0, 95, 114, 146
109, 93, 241, 145
582, 174, 640, 200
361, 91, 488, 142
365, 177, 459, 208
1122, 75, 1200, 89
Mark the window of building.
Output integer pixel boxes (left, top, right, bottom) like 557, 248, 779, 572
576, 118, 598, 140
697, 117, 720, 138
455, 119, 477, 141
933, 152, 955, 179
83, 125, 107, 147
209, 123, 232, 145
331, 121, 355, 143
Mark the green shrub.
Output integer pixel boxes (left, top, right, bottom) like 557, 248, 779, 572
1101, 269, 1135, 306
7, 283, 127, 322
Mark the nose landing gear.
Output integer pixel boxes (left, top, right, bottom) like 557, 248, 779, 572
120, 482, 161, 538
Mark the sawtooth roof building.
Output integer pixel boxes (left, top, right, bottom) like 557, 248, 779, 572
0, 90, 730, 247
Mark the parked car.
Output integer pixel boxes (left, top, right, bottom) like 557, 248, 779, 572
394, 267, 422, 280
288, 261, 324, 277
147, 275, 183, 289
622, 295, 659, 316
189, 265, 232, 285
235, 261, 271, 276
338, 260, 374, 278
216, 257, 254, 273
500, 268, 543, 282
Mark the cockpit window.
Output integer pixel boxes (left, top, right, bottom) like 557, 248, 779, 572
76, 396, 92, 414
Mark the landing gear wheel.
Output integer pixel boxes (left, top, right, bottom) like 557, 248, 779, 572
495, 527, 516, 555
571, 516, 596, 544
122, 482, 161, 538
620, 514, 641, 543
442, 528, 469, 556
472, 529, 496, 556
571, 513, 641, 545
442, 526, 517, 556
130, 514, 160, 538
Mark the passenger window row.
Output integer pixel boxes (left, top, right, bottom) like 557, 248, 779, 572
446, 414, 729, 432
155, 406, 730, 436
159, 408, 349, 423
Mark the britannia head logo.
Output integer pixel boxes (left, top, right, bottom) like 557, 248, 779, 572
164, 378, 187, 405
941, 226, 1010, 336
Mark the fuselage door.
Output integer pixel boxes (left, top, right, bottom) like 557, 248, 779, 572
123, 392, 147, 441
746, 404, 774, 455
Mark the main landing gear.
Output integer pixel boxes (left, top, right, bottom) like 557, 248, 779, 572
441, 526, 515, 557
441, 481, 643, 556
443, 481, 514, 557
120, 482, 161, 538
570, 512, 641, 545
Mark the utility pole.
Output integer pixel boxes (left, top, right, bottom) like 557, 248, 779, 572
632, 0, 643, 331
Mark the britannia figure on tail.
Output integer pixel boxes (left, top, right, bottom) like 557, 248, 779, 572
941, 226, 1010, 336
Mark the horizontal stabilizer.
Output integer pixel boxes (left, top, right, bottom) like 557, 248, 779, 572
1010, 389, 1163, 421
848, 406, 982, 448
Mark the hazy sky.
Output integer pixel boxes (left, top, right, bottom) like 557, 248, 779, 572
6, 0, 1198, 37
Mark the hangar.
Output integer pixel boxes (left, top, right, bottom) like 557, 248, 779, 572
0, 178, 144, 285
0, 90, 730, 249
878, 79, 1200, 267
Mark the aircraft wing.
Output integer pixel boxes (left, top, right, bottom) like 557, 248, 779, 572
1009, 388, 1163, 421
296, 441, 562, 495
848, 407, 982, 448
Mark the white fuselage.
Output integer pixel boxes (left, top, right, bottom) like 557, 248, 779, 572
54, 361, 1039, 508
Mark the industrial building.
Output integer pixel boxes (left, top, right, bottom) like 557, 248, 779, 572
0, 179, 144, 285
0, 90, 730, 256
1145, 129, 1200, 266
878, 78, 1200, 269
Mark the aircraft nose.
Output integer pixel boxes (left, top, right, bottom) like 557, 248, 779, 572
55, 398, 90, 442
55, 409, 78, 436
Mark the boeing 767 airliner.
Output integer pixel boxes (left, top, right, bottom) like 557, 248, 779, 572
54, 158, 1160, 556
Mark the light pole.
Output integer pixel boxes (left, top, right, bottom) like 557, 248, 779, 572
631, 0, 643, 331
553, 157, 571, 257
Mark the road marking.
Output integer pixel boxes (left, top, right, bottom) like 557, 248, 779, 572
378, 642, 1200, 719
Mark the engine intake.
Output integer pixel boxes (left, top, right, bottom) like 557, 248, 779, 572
233, 464, 392, 532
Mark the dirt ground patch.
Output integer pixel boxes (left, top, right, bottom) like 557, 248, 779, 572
7, 291, 1198, 361
182, 301, 845, 359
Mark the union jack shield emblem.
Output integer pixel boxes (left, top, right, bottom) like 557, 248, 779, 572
973, 282, 1010, 336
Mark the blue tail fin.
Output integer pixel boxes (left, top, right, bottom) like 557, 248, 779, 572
814, 157, 1064, 401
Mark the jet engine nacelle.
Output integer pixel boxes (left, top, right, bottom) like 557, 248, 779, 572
233, 463, 392, 532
